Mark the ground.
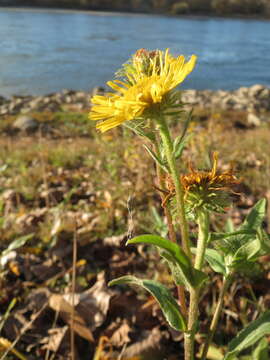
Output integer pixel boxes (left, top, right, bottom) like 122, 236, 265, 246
0, 108, 269, 359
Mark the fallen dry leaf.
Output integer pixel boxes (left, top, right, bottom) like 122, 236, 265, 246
49, 293, 94, 342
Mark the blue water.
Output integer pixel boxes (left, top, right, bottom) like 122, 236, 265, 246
1, 7, 270, 96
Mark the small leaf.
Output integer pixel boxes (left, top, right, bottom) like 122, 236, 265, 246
127, 235, 197, 289
109, 275, 187, 331
224, 311, 270, 360
1, 234, 34, 259
240, 199, 267, 231
204, 248, 227, 275
257, 228, 270, 255
233, 237, 261, 262
143, 145, 168, 172
124, 122, 155, 142
225, 218, 235, 233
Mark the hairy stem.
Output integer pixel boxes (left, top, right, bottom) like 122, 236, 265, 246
185, 210, 209, 360
153, 136, 188, 318
157, 116, 191, 258
201, 275, 232, 360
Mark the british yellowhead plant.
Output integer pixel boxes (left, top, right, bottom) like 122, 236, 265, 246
89, 49, 270, 360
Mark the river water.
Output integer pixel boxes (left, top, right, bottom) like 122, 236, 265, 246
1, 7, 270, 96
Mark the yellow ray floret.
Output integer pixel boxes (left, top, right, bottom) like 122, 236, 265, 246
89, 49, 197, 132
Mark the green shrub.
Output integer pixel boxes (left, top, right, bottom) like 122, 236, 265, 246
171, 1, 190, 14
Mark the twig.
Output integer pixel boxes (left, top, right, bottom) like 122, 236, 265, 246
70, 217, 78, 360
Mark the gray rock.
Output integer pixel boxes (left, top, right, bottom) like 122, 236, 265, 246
13, 115, 39, 132
247, 112, 261, 127
248, 84, 265, 97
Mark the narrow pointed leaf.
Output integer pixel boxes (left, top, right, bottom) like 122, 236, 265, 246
143, 145, 168, 172
224, 311, 270, 360
109, 275, 187, 331
124, 122, 155, 142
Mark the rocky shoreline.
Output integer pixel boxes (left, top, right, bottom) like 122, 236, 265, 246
1, 84, 270, 117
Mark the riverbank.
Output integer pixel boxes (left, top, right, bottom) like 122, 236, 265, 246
1, 84, 270, 118
1, 0, 270, 19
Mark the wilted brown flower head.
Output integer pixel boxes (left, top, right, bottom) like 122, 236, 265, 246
181, 152, 240, 214
164, 152, 240, 215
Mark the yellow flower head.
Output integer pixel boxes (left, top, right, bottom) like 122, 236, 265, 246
89, 49, 197, 132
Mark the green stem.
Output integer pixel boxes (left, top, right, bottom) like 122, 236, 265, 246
201, 275, 232, 360
156, 116, 191, 258
185, 210, 210, 360
153, 136, 188, 319
195, 211, 210, 270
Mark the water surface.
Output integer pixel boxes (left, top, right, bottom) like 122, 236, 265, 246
1, 7, 270, 96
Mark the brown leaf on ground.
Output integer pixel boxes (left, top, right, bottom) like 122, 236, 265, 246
49, 272, 113, 342
104, 319, 131, 347
121, 327, 165, 359
49, 293, 94, 342
71, 271, 114, 331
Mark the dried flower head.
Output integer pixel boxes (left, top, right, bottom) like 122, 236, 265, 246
163, 153, 240, 215
89, 49, 197, 132
181, 152, 240, 214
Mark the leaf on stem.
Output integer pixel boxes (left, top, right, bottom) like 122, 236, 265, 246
108, 275, 187, 331
123, 122, 155, 142
143, 145, 168, 172
127, 235, 207, 289
204, 248, 227, 275
224, 311, 270, 360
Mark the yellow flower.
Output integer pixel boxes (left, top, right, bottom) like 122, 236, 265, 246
89, 49, 197, 132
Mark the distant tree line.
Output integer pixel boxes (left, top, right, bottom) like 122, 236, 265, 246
2, 0, 270, 17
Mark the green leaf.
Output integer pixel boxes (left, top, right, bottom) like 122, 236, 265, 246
160, 250, 207, 288
109, 275, 187, 331
143, 145, 168, 172
240, 199, 267, 231
204, 248, 227, 275
124, 122, 155, 142
225, 218, 235, 233
224, 311, 270, 360
252, 337, 269, 360
257, 228, 270, 255
173, 110, 193, 160
173, 134, 192, 160
233, 237, 261, 262
127, 235, 198, 289
1, 234, 34, 259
